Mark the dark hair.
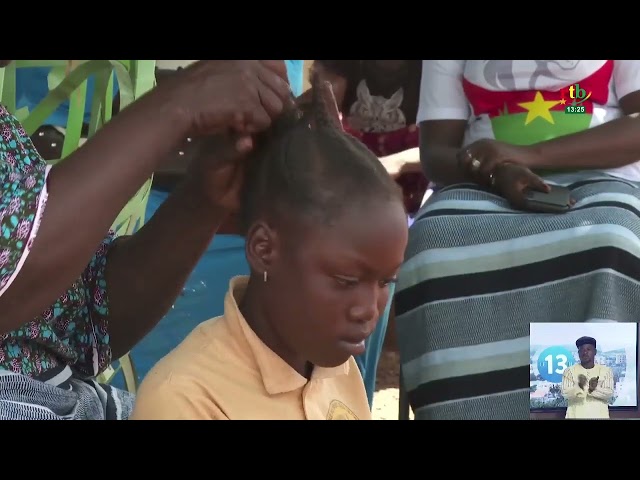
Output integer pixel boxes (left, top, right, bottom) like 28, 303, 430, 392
576, 336, 597, 349
239, 80, 404, 235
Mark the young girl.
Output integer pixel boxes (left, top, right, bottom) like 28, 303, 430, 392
130, 81, 409, 420
302, 60, 426, 406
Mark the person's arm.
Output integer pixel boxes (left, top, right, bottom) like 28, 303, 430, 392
130, 375, 229, 420
416, 60, 473, 185
68, 185, 224, 375
0, 60, 291, 336
587, 368, 614, 403
0, 85, 188, 335
104, 170, 231, 359
151, 68, 195, 179
561, 368, 586, 400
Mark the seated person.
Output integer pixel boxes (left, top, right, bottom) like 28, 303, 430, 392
0, 60, 292, 420
130, 81, 409, 420
394, 60, 640, 420
308, 60, 427, 214
561, 336, 614, 419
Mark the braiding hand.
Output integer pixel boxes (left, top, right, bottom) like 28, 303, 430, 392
184, 134, 252, 213
161, 60, 295, 153
187, 76, 348, 213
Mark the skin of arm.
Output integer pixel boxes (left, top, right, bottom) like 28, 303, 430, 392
0, 85, 190, 333
0, 60, 291, 336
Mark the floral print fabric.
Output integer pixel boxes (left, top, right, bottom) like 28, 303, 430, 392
0, 104, 113, 379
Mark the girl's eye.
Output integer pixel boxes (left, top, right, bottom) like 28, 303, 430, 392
335, 276, 358, 287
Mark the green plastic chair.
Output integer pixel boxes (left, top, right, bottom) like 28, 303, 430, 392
0, 60, 157, 393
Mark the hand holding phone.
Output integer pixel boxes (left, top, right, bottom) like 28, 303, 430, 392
491, 163, 574, 213
522, 185, 573, 213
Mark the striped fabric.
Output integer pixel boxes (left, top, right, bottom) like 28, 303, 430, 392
394, 171, 640, 420
0, 365, 134, 420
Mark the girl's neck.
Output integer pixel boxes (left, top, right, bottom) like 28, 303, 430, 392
239, 278, 311, 378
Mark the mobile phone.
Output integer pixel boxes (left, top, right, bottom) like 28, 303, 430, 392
522, 185, 572, 213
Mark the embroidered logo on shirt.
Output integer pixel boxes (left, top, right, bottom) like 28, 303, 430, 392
326, 400, 359, 420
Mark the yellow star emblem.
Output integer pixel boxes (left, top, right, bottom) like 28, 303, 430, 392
518, 92, 561, 125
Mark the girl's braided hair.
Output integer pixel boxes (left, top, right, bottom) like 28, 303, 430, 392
239, 77, 403, 234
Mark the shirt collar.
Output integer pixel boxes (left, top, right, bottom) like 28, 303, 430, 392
222, 276, 350, 395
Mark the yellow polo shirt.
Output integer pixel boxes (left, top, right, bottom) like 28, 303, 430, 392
130, 276, 372, 420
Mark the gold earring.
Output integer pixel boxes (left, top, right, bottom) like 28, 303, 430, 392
263, 271, 268, 283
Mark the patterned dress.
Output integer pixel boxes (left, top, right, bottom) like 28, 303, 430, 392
0, 104, 128, 419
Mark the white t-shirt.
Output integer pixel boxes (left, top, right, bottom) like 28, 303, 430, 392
416, 60, 640, 181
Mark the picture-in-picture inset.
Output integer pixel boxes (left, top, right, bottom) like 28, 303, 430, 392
530, 322, 639, 420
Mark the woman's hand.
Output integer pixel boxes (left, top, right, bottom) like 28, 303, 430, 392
158, 60, 299, 213
161, 60, 295, 150
492, 163, 551, 210
184, 134, 251, 213
180, 79, 346, 218
0, 60, 295, 334
457, 139, 544, 186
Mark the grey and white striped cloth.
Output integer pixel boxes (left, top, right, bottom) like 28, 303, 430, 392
0, 366, 134, 420
395, 171, 640, 420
